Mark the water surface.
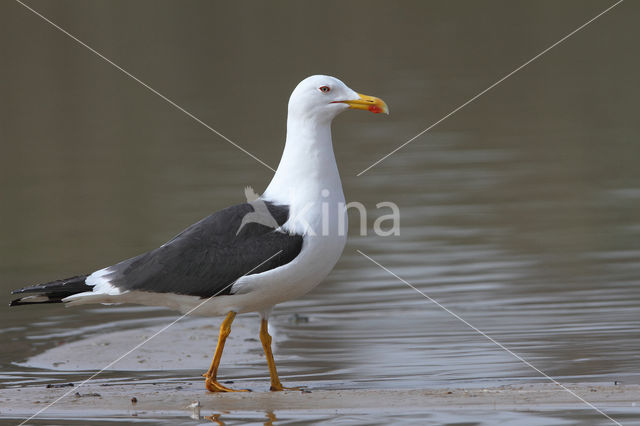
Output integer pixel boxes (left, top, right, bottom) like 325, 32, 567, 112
1, 1, 639, 424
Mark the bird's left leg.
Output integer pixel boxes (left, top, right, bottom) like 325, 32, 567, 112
203, 311, 249, 392
259, 318, 302, 391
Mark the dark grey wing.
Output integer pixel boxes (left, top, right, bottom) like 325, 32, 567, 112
104, 202, 303, 298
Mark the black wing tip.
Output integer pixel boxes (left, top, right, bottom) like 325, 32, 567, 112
9, 274, 90, 306
9, 298, 26, 307
11, 274, 90, 294
10, 297, 63, 307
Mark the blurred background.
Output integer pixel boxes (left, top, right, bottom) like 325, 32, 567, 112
0, 1, 638, 424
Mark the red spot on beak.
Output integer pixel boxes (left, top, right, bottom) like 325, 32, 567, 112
369, 105, 383, 114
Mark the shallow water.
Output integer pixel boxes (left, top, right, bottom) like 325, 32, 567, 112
1, 1, 639, 424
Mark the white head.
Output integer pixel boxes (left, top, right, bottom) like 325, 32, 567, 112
288, 75, 389, 123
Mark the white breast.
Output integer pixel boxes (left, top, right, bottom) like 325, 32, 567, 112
221, 112, 348, 314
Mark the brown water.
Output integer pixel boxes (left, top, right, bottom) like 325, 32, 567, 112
1, 1, 639, 424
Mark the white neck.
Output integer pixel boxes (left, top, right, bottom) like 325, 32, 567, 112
263, 115, 345, 235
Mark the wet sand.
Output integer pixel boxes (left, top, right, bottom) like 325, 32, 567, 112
17, 317, 264, 372
4, 318, 639, 422
2, 382, 638, 420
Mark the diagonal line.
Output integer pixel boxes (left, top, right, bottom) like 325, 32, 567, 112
357, 250, 622, 426
19, 250, 283, 425
357, 0, 624, 176
13, 0, 276, 173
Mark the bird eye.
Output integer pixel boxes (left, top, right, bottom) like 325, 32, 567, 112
319, 86, 331, 93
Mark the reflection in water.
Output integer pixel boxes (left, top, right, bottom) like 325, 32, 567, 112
1, 0, 639, 425
203, 411, 276, 425
204, 413, 224, 425
264, 411, 277, 426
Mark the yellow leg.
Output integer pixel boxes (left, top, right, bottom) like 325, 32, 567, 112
260, 318, 302, 391
203, 311, 249, 392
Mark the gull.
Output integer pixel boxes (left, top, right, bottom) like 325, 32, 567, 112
10, 75, 388, 392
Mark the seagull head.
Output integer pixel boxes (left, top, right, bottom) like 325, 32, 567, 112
288, 75, 389, 122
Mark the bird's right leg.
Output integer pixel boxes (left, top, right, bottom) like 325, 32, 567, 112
203, 311, 249, 392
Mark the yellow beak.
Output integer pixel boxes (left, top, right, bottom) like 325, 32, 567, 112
337, 93, 389, 115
